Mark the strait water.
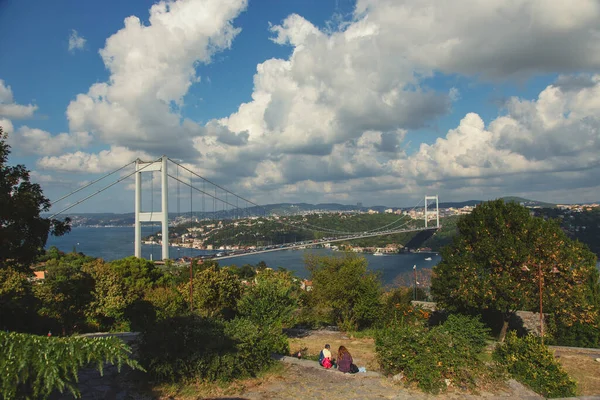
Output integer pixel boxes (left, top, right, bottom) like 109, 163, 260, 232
46, 226, 441, 285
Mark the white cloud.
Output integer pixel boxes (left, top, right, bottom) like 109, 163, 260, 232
0, 79, 37, 119
66, 0, 248, 158
17, 0, 600, 207
354, 0, 600, 78
68, 30, 86, 52
37, 146, 151, 173
0, 118, 14, 135
210, 0, 600, 204
9, 127, 92, 156
402, 75, 600, 192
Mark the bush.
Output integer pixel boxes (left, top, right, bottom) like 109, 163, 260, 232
375, 315, 494, 393
493, 331, 576, 398
439, 314, 490, 353
138, 315, 288, 383
0, 331, 142, 399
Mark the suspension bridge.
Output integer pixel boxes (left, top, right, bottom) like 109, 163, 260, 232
49, 156, 440, 261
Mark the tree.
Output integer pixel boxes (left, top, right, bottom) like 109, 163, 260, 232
431, 199, 599, 341
306, 253, 382, 330
237, 269, 299, 326
180, 266, 242, 319
0, 128, 70, 273
0, 268, 38, 331
85, 257, 165, 330
34, 260, 95, 334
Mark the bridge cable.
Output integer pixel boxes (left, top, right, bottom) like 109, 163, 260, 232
50, 160, 135, 205
48, 157, 162, 219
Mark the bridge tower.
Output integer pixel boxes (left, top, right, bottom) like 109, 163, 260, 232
134, 156, 169, 260
424, 195, 439, 228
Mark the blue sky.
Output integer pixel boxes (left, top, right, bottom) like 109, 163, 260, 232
1, 0, 599, 213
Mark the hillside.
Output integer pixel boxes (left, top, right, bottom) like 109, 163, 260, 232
46, 197, 557, 227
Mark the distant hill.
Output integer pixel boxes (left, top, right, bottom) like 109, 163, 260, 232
44, 197, 560, 227
500, 196, 556, 208
437, 200, 482, 209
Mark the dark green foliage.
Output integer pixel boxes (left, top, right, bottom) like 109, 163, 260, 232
379, 287, 429, 326
0, 331, 142, 399
0, 268, 38, 332
143, 286, 187, 321
493, 331, 576, 398
432, 199, 599, 341
439, 314, 490, 353
237, 269, 299, 326
227, 264, 257, 279
34, 260, 95, 334
85, 257, 166, 330
306, 253, 382, 330
547, 314, 600, 348
421, 215, 460, 251
0, 128, 71, 273
138, 315, 287, 383
375, 315, 495, 393
181, 266, 242, 319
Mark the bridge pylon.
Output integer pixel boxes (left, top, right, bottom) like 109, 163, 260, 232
135, 156, 169, 260
424, 195, 439, 229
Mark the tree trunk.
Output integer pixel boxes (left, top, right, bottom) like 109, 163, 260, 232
498, 318, 510, 342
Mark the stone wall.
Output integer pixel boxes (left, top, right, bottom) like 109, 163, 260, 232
52, 332, 149, 400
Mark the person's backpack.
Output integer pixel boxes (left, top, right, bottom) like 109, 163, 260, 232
322, 358, 333, 369
349, 363, 359, 373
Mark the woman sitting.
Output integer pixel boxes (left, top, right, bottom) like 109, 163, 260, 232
337, 346, 357, 373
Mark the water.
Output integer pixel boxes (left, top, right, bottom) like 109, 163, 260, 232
46, 227, 440, 285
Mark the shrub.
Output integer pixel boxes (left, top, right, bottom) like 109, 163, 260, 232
493, 331, 576, 398
375, 314, 494, 393
439, 314, 490, 353
0, 331, 142, 399
138, 315, 287, 383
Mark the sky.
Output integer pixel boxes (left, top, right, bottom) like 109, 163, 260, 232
1, 0, 600, 213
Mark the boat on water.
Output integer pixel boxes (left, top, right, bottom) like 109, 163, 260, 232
373, 252, 384, 256
424, 257, 432, 261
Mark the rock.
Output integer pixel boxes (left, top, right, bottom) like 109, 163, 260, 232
444, 378, 451, 387
596, 358, 600, 363
392, 373, 404, 381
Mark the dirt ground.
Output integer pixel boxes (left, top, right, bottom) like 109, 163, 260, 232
552, 348, 600, 396
288, 329, 379, 371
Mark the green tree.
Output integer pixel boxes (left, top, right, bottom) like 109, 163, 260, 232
431, 200, 599, 341
180, 266, 242, 319
0, 128, 70, 273
85, 257, 165, 330
0, 268, 38, 331
144, 286, 187, 321
306, 253, 382, 330
237, 269, 299, 326
34, 260, 95, 334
